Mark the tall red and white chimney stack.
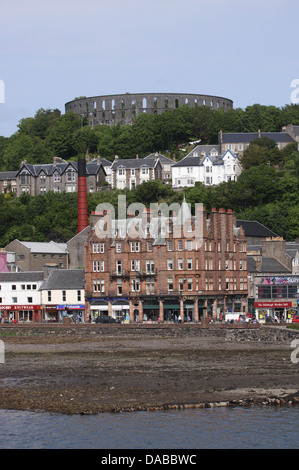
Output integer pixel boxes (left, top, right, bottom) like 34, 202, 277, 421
77, 158, 88, 233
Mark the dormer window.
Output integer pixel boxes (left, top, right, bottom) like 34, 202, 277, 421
67, 169, 75, 182
21, 173, 30, 185
53, 173, 60, 182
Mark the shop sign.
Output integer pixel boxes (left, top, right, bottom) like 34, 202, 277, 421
87, 297, 129, 302
140, 296, 159, 302
0, 305, 41, 310
56, 305, 85, 310
254, 302, 293, 308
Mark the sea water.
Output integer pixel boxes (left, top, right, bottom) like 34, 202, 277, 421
0, 406, 298, 449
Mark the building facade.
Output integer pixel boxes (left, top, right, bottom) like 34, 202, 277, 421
110, 155, 162, 189
15, 158, 106, 197
0, 271, 44, 323
84, 205, 248, 323
5, 240, 68, 272
172, 147, 242, 188
247, 238, 299, 322
40, 269, 85, 323
0, 171, 17, 195
218, 129, 295, 156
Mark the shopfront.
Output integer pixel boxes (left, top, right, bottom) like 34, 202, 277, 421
90, 300, 108, 321
89, 298, 129, 322
142, 298, 159, 322
163, 298, 180, 322
0, 305, 42, 323
255, 275, 299, 322
56, 304, 85, 323
254, 301, 297, 323
111, 300, 129, 322
44, 305, 59, 323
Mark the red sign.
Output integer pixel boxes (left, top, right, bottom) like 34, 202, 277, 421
254, 302, 292, 308
0, 305, 41, 310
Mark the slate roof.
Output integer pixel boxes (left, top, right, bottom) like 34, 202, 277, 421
220, 132, 294, 144
247, 257, 259, 273
144, 153, 174, 164
0, 271, 44, 282
90, 158, 112, 167
261, 257, 290, 273
0, 171, 18, 181
172, 147, 237, 168
16, 160, 106, 177
40, 269, 84, 290
236, 220, 279, 238
14, 240, 68, 254
111, 158, 160, 170
247, 257, 290, 273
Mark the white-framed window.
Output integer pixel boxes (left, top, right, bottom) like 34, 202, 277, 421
146, 260, 155, 273
116, 260, 122, 274
168, 278, 173, 292
130, 241, 140, 252
117, 279, 122, 295
131, 259, 140, 271
146, 278, 155, 294
67, 169, 75, 182
167, 259, 173, 270
131, 278, 140, 292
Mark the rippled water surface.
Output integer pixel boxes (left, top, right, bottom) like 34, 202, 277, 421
0, 406, 298, 449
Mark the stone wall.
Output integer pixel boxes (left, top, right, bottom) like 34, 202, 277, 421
65, 92, 233, 127
0, 324, 298, 344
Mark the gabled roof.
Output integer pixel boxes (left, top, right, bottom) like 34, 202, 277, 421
236, 220, 279, 238
172, 146, 238, 168
220, 132, 294, 144
144, 153, 174, 164
16, 160, 106, 177
111, 158, 161, 170
90, 157, 112, 167
40, 269, 84, 290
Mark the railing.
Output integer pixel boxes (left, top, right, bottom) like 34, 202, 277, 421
110, 270, 130, 278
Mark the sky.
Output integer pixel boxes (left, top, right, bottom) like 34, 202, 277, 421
0, 0, 298, 137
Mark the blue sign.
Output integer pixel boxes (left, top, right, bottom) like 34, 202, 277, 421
56, 305, 85, 310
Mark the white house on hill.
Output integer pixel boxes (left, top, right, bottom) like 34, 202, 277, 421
171, 146, 242, 188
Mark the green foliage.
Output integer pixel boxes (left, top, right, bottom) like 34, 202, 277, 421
0, 103, 298, 245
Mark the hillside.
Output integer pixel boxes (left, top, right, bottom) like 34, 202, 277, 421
0, 104, 298, 246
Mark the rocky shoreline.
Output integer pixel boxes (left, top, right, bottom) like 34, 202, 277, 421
0, 324, 298, 415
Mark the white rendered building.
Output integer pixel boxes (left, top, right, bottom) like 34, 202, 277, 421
172, 146, 242, 188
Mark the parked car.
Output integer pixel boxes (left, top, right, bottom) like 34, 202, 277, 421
95, 315, 120, 324
292, 315, 299, 324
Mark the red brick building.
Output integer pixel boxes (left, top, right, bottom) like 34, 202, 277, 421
84, 204, 248, 323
